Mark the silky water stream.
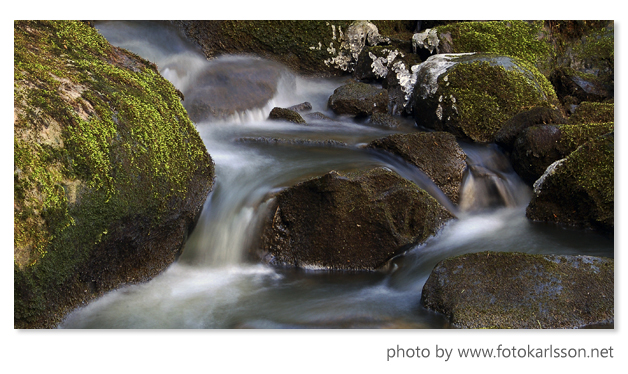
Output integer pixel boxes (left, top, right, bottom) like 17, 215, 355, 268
59, 21, 613, 329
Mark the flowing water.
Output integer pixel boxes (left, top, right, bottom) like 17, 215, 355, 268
59, 21, 613, 329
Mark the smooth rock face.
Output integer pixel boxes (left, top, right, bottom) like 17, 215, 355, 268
526, 133, 614, 232
411, 53, 559, 143
367, 132, 467, 204
421, 251, 614, 329
328, 82, 388, 117
255, 168, 454, 271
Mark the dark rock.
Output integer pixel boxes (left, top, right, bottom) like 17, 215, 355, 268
526, 133, 613, 232
268, 107, 307, 124
328, 82, 388, 117
255, 167, 454, 271
304, 111, 335, 122
14, 21, 214, 328
286, 102, 312, 112
511, 122, 614, 185
494, 107, 567, 153
411, 53, 559, 143
549, 67, 612, 106
367, 112, 403, 128
421, 251, 614, 329
185, 58, 286, 122
236, 137, 347, 148
367, 132, 467, 204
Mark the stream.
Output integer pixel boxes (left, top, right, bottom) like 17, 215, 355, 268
59, 21, 613, 329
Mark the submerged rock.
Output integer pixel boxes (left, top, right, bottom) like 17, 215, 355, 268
367, 132, 467, 204
255, 168, 454, 271
236, 137, 347, 148
268, 107, 307, 124
14, 21, 215, 328
328, 82, 388, 117
526, 132, 613, 232
286, 102, 313, 112
421, 251, 614, 329
411, 53, 559, 143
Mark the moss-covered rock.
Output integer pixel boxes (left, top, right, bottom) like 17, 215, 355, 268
411, 53, 559, 143
568, 101, 614, 125
421, 251, 614, 329
254, 168, 454, 271
511, 122, 613, 185
367, 132, 467, 204
433, 21, 553, 71
328, 82, 388, 117
268, 107, 307, 124
14, 21, 214, 328
526, 132, 613, 232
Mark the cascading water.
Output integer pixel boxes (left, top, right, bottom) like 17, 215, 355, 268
58, 21, 613, 329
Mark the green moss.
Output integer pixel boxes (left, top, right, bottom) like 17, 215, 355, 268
440, 58, 558, 141
569, 102, 614, 124
14, 20, 213, 328
436, 21, 553, 67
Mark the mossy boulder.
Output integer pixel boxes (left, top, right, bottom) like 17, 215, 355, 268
175, 20, 394, 76
328, 82, 388, 117
268, 107, 307, 124
421, 251, 614, 329
254, 168, 454, 271
526, 133, 613, 232
568, 101, 614, 125
367, 132, 467, 204
494, 106, 567, 153
510, 121, 613, 185
14, 21, 214, 328
411, 53, 559, 143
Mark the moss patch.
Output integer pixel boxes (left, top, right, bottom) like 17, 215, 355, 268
14, 21, 214, 328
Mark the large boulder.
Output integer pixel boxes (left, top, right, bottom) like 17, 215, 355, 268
14, 21, 214, 328
510, 121, 613, 185
174, 20, 393, 76
411, 53, 559, 143
328, 82, 388, 117
367, 132, 467, 204
526, 132, 613, 232
255, 168, 454, 271
421, 251, 614, 329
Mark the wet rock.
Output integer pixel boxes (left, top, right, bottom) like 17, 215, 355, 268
411, 53, 559, 143
185, 57, 286, 122
286, 102, 312, 112
510, 121, 613, 185
367, 112, 403, 128
236, 137, 347, 148
494, 107, 567, 153
324, 21, 391, 73
14, 21, 214, 328
421, 251, 614, 329
328, 82, 388, 117
268, 107, 307, 124
412, 28, 440, 60
549, 67, 612, 106
304, 111, 335, 122
255, 167, 454, 271
526, 133, 613, 232
568, 101, 614, 125
367, 132, 467, 204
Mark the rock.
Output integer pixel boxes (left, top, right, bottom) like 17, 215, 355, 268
255, 168, 454, 271
304, 111, 335, 122
367, 112, 403, 128
510, 121, 613, 185
421, 251, 614, 329
494, 107, 567, 153
328, 82, 388, 117
411, 53, 559, 143
526, 132, 613, 232
549, 67, 612, 106
14, 21, 215, 328
286, 102, 312, 112
185, 57, 286, 122
568, 101, 614, 125
268, 107, 307, 124
236, 137, 347, 148
412, 28, 440, 60
367, 132, 467, 204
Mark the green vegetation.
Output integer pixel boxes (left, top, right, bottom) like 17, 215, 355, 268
14, 20, 213, 328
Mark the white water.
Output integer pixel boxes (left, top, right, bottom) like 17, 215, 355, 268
59, 21, 613, 329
